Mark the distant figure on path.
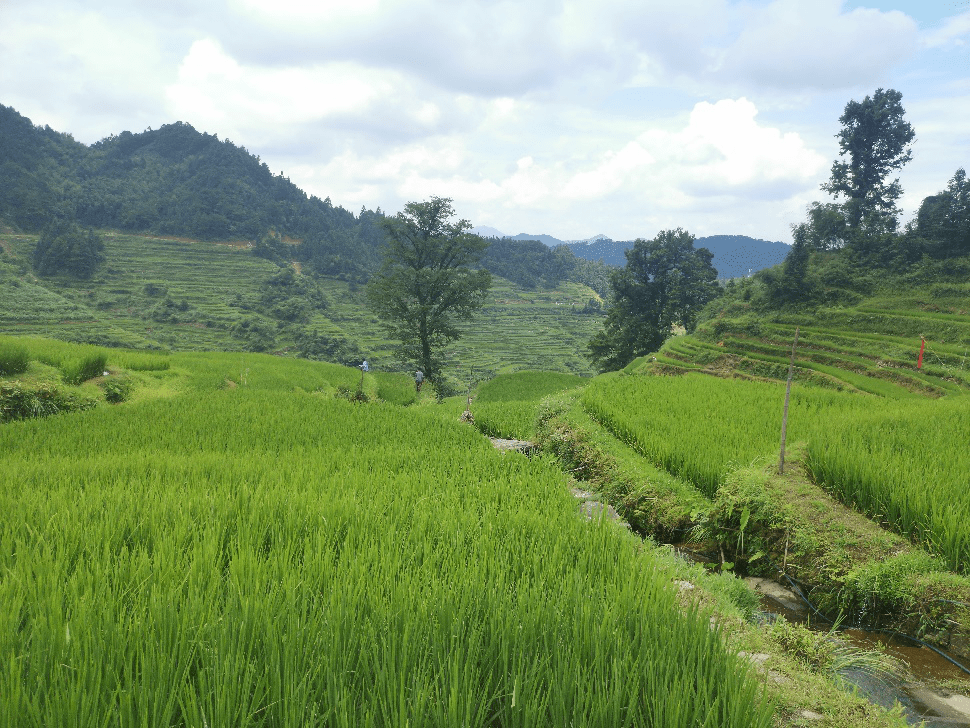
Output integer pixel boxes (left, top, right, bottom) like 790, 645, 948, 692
415, 369, 424, 392
361, 360, 369, 372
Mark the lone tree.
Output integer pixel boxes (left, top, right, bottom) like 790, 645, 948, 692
821, 88, 915, 247
366, 197, 491, 379
588, 228, 719, 372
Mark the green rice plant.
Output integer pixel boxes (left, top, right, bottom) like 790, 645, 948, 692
584, 367, 970, 574
806, 397, 970, 573
373, 371, 417, 406
60, 352, 108, 385
0, 362, 773, 727
581, 372, 893, 497
473, 371, 587, 439
112, 351, 172, 371
0, 341, 29, 375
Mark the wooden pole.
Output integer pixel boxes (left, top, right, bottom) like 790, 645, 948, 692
778, 326, 800, 475
782, 529, 790, 574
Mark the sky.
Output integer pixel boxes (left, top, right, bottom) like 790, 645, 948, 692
1, 0, 968, 243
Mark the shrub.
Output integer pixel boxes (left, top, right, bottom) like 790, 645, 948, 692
100, 376, 133, 403
0, 382, 98, 421
0, 343, 29, 375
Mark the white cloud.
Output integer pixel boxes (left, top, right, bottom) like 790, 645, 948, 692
166, 39, 388, 129
653, 98, 826, 190
232, 0, 381, 23
0, 0, 962, 243
0, 4, 171, 139
300, 97, 824, 241
921, 10, 970, 48
718, 0, 919, 89
562, 143, 656, 199
164, 38, 478, 152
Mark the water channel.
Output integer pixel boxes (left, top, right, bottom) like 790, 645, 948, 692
565, 471, 970, 724
754, 580, 970, 727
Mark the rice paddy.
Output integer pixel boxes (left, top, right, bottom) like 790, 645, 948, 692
0, 340, 772, 727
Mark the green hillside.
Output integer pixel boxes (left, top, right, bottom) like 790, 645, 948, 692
635, 263, 970, 398
0, 229, 605, 383
0, 104, 612, 292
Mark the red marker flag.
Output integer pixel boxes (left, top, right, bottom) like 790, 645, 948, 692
917, 338, 925, 369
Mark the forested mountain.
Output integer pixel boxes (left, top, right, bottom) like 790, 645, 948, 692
0, 104, 384, 279
562, 235, 789, 279
0, 103, 609, 289
479, 237, 609, 294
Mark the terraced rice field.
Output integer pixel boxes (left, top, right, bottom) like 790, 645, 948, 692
0, 341, 771, 727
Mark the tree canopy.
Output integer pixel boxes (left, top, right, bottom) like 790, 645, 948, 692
588, 229, 720, 372
366, 197, 491, 379
821, 88, 915, 246
910, 168, 970, 260
32, 219, 105, 278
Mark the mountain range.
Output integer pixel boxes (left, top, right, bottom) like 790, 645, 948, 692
470, 228, 790, 279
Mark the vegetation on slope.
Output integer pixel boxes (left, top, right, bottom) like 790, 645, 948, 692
0, 229, 606, 383
0, 104, 612, 295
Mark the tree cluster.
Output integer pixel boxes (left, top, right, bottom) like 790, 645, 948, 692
32, 219, 105, 278
762, 88, 968, 308
588, 229, 720, 371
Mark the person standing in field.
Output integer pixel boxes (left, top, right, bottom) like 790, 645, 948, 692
415, 369, 424, 392
361, 360, 369, 372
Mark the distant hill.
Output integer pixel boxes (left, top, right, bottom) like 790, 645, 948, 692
505, 232, 569, 247
562, 235, 790, 279
470, 225, 506, 238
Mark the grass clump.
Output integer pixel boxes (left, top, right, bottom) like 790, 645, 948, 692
61, 353, 109, 385
767, 617, 895, 687
0, 342, 29, 375
100, 375, 133, 403
0, 381, 98, 421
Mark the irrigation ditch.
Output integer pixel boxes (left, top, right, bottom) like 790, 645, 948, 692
484, 403, 970, 726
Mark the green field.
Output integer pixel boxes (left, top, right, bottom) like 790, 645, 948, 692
471, 370, 590, 439
579, 369, 970, 574
0, 340, 771, 727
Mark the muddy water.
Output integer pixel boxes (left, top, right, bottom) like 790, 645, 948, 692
758, 590, 970, 726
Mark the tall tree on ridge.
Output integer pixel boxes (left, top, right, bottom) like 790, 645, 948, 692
821, 88, 915, 253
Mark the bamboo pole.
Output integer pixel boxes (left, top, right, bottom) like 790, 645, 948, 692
778, 327, 800, 475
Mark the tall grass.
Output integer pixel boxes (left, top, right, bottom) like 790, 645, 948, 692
0, 367, 772, 726
807, 397, 970, 573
